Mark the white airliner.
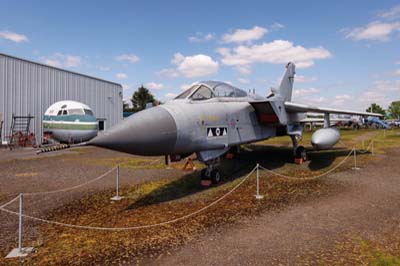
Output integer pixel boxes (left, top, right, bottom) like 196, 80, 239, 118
43, 100, 98, 143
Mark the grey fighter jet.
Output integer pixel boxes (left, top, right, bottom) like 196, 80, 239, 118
90, 62, 381, 184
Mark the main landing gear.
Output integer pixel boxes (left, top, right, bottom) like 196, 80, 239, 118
291, 134, 307, 164
200, 158, 222, 185
294, 145, 307, 162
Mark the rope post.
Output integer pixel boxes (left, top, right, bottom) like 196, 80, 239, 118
5, 193, 34, 258
352, 148, 360, 171
111, 165, 123, 201
18, 193, 22, 252
254, 164, 264, 200
371, 140, 374, 155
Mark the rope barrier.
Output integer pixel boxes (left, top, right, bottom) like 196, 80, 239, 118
23, 166, 117, 196
0, 166, 257, 231
258, 148, 355, 181
0, 195, 20, 209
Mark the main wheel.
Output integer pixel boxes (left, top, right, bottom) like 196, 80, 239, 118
295, 146, 307, 161
210, 169, 222, 184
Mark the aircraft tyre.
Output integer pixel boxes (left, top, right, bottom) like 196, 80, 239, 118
200, 169, 207, 179
210, 169, 222, 184
295, 146, 307, 161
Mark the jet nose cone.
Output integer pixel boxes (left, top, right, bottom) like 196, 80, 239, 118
90, 107, 177, 155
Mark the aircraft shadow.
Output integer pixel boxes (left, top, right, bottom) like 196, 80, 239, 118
126, 145, 354, 209
306, 148, 353, 171
126, 162, 255, 210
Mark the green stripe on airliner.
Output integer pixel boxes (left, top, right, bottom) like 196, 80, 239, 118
43, 122, 98, 130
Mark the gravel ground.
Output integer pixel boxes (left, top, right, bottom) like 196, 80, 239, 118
0, 146, 181, 260
1, 131, 399, 265
152, 149, 400, 265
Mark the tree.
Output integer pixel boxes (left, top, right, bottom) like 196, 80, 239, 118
131, 85, 156, 112
388, 101, 400, 119
366, 103, 386, 117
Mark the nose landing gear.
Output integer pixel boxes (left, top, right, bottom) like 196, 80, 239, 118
200, 158, 222, 185
200, 167, 222, 185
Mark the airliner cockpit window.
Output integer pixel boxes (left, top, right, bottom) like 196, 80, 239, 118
191, 85, 213, 100
84, 109, 94, 116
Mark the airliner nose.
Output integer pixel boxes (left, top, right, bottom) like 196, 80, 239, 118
89, 107, 177, 155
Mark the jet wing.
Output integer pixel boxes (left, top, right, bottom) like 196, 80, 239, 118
284, 102, 382, 117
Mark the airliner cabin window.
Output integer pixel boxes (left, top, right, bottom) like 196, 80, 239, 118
68, 109, 85, 115
191, 85, 213, 100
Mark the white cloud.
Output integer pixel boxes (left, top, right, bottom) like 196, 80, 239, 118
378, 5, 400, 20
217, 40, 331, 68
270, 23, 285, 31
359, 80, 400, 108
295, 96, 328, 106
123, 98, 133, 108
98, 66, 111, 71
116, 73, 128, 79
160, 53, 219, 78
188, 32, 214, 43
393, 69, 400, 76
235, 65, 252, 75
343, 21, 400, 41
238, 78, 250, 84
335, 94, 352, 100
145, 82, 164, 90
332, 94, 352, 106
121, 84, 132, 90
157, 68, 179, 78
165, 93, 177, 99
180, 82, 199, 91
0, 30, 29, 43
41, 53, 81, 68
222, 26, 268, 43
293, 87, 320, 97
295, 75, 317, 83
115, 54, 140, 64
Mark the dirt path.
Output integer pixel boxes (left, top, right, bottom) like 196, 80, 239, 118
153, 149, 400, 265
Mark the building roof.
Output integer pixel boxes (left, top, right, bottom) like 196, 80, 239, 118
0, 52, 122, 87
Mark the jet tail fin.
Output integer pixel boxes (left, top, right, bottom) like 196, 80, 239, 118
277, 62, 295, 101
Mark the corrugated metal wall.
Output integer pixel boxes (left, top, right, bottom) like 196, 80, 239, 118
0, 53, 123, 144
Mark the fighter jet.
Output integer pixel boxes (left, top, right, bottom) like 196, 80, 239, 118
90, 62, 381, 184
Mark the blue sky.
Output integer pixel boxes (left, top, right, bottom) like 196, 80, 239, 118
1, 0, 399, 110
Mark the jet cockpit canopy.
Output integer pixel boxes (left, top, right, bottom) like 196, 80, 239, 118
175, 81, 248, 100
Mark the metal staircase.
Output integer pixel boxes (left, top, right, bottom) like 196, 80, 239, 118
8, 114, 36, 148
